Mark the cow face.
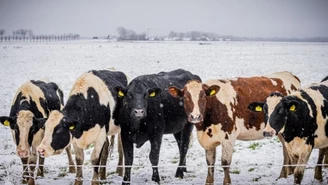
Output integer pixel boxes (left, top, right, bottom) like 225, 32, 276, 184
116, 81, 161, 130
248, 93, 302, 137
0, 110, 45, 158
168, 80, 220, 124
37, 110, 76, 157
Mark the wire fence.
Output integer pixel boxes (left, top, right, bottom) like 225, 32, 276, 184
1, 162, 328, 185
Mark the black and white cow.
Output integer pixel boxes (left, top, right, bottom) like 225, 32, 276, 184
0, 80, 75, 185
249, 77, 328, 184
37, 70, 127, 185
115, 69, 201, 184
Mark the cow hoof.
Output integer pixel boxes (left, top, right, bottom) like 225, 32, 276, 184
116, 167, 124, 176
22, 178, 28, 184
175, 170, 184, 179
74, 179, 83, 185
27, 178, 35, 185
37, 171, 44, 177
69, 166, 76, 173
152, 175, 160, 184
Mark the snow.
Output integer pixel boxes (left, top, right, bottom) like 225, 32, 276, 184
0, 40, 328, 185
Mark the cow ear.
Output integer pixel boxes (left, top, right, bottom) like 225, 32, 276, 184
0, 116, 13, 127
287, 100, 300, 112
248, 102, 265, 112
168, 86, 184, 98
67, 120, 78, 130
204, 85, 220, 96
33, 118, 47, 130
148, 88, 161, 98
116, 86, 127, 98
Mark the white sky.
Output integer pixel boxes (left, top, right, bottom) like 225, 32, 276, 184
0, 0, 327, 38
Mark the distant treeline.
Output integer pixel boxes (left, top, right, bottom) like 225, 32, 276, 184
0, 29, 80, 42
115, 27, 328, 42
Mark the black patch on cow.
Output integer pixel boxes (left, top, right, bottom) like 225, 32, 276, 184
207, 128, 213, 137
282, 91, 318, 146
321, 76, 328, 82
64, 87, 110, 139
90, 70, 127, 126
225, 133, 229, 139
310, 85, 328, 119
50, 115, 74, 151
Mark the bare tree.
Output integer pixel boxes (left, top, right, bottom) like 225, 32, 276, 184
168, 31, 177, 40
117, 26, 127, 40
0, 29, 5, 36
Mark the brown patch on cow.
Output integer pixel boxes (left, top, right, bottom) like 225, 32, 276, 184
230, 77, 288, 131
225, 133, 229, 140
203, 95, 235, 133
207, 128, 213, 137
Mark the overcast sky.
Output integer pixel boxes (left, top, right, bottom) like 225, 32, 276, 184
0, 0, 327, 38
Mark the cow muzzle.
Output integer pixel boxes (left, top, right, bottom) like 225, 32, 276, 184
133, 108, 146, 118
263, 125, 276, 137
17, 149, 29, 158
188, 114, 203, 124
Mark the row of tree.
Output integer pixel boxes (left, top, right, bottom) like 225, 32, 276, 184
0, 29, 80, 42
116, 27, 147, 40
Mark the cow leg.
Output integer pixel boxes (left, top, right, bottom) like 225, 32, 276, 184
27, 152, 38, 185
221, 140, 235, 185
277, 134, 293, 179
65, 145, 76, 173
73, 144, 84, 185
149, 134, 163, 183
21, 158, 29, 184
294, 149, 312, 184
323, 147, 328, 168
205, 148, 216, 185
121, 133, 134, 185
90, 133, 107, 185
116, 133, 124, 176
37, 156, 44, 177
173, 122, 193, 178
314, 147, 328, 181
99, 137, 110, 180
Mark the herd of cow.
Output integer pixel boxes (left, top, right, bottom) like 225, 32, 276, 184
0, 69, 327, 185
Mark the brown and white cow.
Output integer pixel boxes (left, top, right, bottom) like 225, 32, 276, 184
168, 71, 301, 185
0, 80, 75, 185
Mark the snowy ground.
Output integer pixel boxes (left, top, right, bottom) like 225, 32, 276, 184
0, 40, 328, 185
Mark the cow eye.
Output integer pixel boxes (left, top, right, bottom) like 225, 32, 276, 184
278, 108, 285, 115
56, 128, 63, 134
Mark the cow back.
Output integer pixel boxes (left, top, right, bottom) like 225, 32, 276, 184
205, 71, 300, 135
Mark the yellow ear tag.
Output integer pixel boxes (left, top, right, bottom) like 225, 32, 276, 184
118, 90, 124, 97
69, 126, 75, 130
209, 89, 216, 96
290, 105, 296, 112
149, 92, 156, 97
255, 106, 263, 112
4, 120, 10, 126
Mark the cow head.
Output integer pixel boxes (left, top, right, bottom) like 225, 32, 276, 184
248, 92, 302, 137
37, 110, 76, 157
116, 80, 162, 130
168, 80, 220, 124
0, 110, 45, 158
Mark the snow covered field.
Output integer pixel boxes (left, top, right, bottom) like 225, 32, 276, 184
0, 40, 328, 185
